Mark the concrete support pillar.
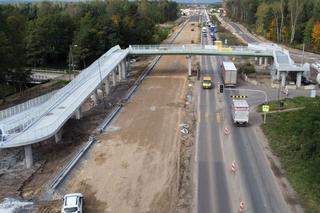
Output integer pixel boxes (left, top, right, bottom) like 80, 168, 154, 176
259, 57, 263, 65
281, 72, 286, 87
187, 56, 192, 76
121, 61, 127, 79
24, 145, 33, 169
75, 106, 82, 120
126, 60, 130, 75
277, 70, 280, 80
264, 57, 268, 66
112, 70, 117, 86
117, 65, 122, 81
55, 129, 62, 143
91, 90, 98, 105
104, 79, 110, 95
296, 72, 302, 87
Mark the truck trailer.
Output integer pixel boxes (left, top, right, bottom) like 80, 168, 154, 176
221, 61, 237, 86
231, 99, 249, 125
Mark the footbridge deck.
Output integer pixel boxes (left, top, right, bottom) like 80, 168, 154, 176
0, 43, 309, 149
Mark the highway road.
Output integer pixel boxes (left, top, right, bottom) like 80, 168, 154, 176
196, 13, 292, 213
221, 16, 320, 63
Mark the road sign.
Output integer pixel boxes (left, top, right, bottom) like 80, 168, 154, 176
262, 105, 269, 112
230, 95, 247, 99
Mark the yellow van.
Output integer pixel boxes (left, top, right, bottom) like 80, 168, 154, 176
202, 76, 213, 89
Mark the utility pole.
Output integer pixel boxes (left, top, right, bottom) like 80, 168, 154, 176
68, 44, 77, 81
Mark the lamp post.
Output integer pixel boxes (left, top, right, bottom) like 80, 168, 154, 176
69, 44, 78, 80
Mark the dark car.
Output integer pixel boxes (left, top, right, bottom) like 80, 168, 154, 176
301, 76, 313, 85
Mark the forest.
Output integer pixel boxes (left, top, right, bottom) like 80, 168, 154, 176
224, 0, 320, 52
0, 0, 178, 95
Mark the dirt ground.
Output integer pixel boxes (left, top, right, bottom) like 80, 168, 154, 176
54, 19, 200, 213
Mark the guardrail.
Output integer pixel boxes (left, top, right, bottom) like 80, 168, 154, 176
129, 44, 274, 56
0, 90, 57, 121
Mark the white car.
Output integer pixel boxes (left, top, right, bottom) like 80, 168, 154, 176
61, 193, 83, 213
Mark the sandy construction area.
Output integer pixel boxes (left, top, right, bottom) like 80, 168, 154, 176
57, 18, 200, 213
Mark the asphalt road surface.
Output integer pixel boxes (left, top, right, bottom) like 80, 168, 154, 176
196, 14, 291, 213
222, 17, 320, 63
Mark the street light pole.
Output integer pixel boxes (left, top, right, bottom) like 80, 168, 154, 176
69, 44, 78, 81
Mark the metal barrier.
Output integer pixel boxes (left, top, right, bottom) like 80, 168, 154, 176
0, 90, 57, 121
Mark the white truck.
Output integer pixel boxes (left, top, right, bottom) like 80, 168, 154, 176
231, 100, 249, 125
202, 27, 207, 33
221, 61, 237, 86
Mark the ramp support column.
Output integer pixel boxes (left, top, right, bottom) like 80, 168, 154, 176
187, 55, 192, 76
24, 145, 33, 169
264, 57, 268, 66
121, 61, 127, 79
104, 78, 110, 95
55, 129, 62, 143
259, 57, 263, 65
112, 70, 117, 86
118, 64, 122, 81
281, 72, 286, 87
91, 90, 98, 106
296, 72, 302, 87
75, 106, 82, 120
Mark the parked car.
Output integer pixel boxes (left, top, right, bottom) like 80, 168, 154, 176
61, 193, 83, 213
301, 76, 313, 85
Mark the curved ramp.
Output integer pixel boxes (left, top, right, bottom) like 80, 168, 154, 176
1, 46, 128, 148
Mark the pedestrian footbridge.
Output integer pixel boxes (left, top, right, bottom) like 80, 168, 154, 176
0, 43, 309, 167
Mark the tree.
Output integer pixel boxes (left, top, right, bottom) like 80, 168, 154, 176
26, 13, 75, 67
304, 19, 315, 48
288, 0, 305, 44
255, 3, 271, 36
312, 22, 320, 51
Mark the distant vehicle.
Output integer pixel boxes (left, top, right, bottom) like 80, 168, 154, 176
202, 27, 207, 33
210, 32, 216, 41
232, 99, 249, 125
221, 61, 237, 86
202, 76, 213, 89
301, 76, 313, 85
209, 26, 217, 33
62, 193, 83, 213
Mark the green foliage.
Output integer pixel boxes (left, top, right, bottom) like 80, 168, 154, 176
225, 0, 320, 52
237, 62, 255, 75
262, 96, 320, 212
153, 26, 171, 44
0, 0, 179, 97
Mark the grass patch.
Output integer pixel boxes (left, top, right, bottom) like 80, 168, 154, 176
261, 97, 320, 212
259, 96, 320, 112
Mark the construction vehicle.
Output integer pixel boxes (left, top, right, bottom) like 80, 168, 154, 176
231, 99, 249, 125
202, 76, 213, 89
